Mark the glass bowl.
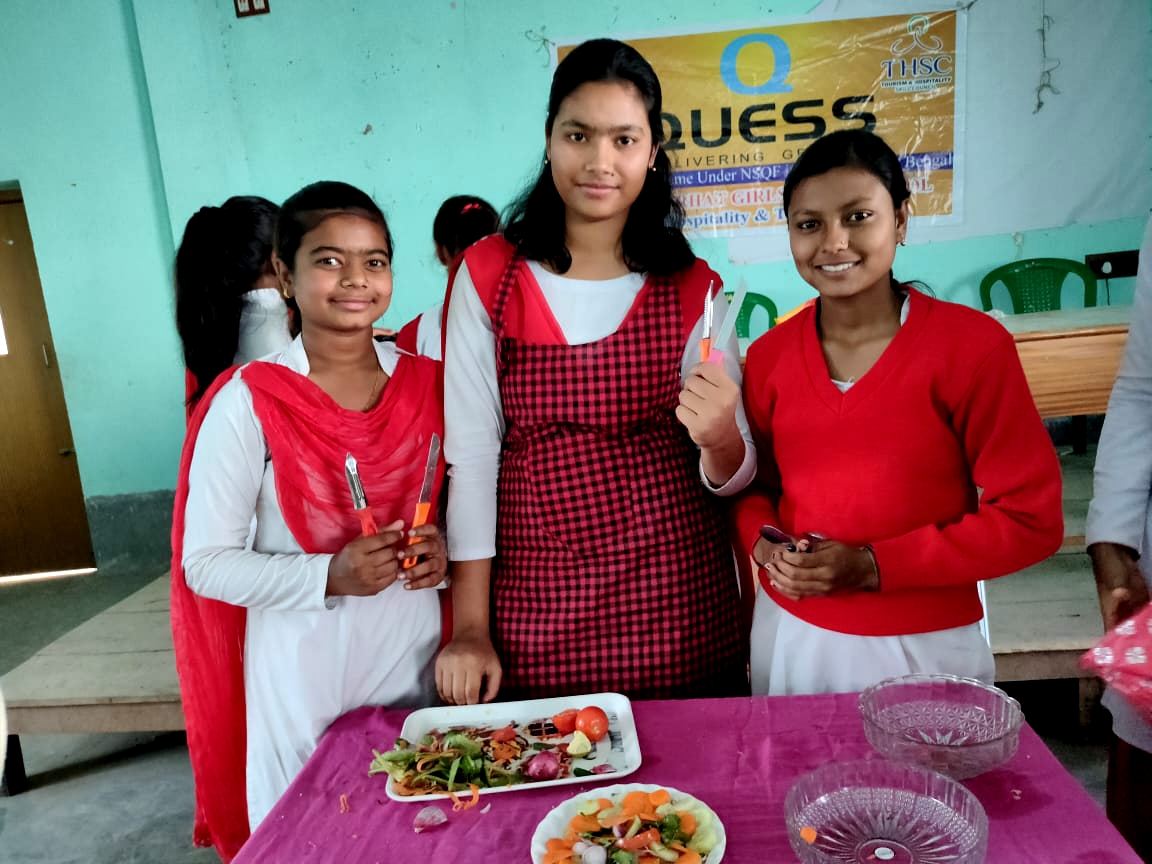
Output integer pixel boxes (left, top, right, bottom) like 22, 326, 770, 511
785, 760, 988, 864
859, 674, 1023, 780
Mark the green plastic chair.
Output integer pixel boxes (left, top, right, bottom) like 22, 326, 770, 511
978, 258, 1098, 314
724, 291, 778, 338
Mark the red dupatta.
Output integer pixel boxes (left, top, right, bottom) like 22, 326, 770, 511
170, 351, 444, 861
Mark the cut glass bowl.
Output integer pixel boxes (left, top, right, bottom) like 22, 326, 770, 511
785, 759, 988, 864
859, 674, 1023, 780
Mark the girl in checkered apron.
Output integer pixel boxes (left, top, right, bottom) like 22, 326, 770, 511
436, 39, 756, 704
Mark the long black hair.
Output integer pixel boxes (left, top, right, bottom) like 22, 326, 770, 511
782, 130, 914, 293
433, 195, 500, 263
503, 38, 693, 276
275, 181, 393, 271
175, 195, 278, 407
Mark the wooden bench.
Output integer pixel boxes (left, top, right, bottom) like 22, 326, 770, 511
1, 576, 183, 794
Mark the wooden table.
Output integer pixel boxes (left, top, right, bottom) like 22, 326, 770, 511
1001, 305, 1131, 418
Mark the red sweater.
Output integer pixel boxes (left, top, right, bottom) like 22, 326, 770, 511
734, 289, 1064, 636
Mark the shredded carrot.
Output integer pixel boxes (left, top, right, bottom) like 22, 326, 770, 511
596, 797, 613, 811
670, 850, 700, 864
339, 793, 349, 814
800, 825, 818, 845
649, 788, 671, 807
415, 750, 459, 772
449, 783, 481, 812
490, 741, 520, 763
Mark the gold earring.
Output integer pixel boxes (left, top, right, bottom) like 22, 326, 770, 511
281, 286, 292, 300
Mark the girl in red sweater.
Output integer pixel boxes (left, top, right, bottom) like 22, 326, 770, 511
735, 130, 1063, 695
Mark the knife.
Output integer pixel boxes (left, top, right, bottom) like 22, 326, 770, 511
713, 276, 750, 355
344, 452, 378, 537
403, 433, 441, 569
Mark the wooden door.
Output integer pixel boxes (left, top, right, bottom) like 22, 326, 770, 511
0, 190, 95, 577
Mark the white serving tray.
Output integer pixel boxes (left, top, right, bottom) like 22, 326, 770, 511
384, 692, 641, 802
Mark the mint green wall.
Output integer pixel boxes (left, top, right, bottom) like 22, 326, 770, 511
0, 2, 181, 499
1, 0, 1149, 498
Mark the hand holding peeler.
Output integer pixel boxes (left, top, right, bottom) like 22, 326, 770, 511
344, 453, 378, 537
403, 433, 441, 569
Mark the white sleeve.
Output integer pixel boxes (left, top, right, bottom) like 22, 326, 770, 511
680, 290, 757, 496
415, 303, 444, 361
182, 375, 334, 610
1085, 217, 1152, 553
443, 262, 504, 561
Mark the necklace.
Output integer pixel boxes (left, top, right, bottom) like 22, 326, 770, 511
361, 366, 383, 411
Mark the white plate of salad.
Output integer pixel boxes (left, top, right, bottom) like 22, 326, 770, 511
371, 692, 641, 804
530, 783, 726, 864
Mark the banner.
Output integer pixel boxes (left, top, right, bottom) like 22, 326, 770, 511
559, 11, 961, 238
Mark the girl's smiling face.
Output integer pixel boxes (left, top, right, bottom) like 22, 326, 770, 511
546, 80, 657, 227
276, 212, 393, 333
786, 166, 909, 301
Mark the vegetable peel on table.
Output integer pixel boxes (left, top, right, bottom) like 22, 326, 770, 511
413, 806, 447, 833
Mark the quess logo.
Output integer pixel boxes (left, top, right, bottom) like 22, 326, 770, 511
662, 31, 875, 157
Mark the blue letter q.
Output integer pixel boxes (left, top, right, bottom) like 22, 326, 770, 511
720, 33, 793, 95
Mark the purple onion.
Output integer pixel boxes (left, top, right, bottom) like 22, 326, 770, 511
523, 750, 561, 780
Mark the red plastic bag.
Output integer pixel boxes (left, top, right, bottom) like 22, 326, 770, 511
1081, 604, 1152, 722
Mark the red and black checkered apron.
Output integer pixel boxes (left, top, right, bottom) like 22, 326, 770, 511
489, 256, 746, 700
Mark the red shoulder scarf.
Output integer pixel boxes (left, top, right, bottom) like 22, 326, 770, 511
170, 353, 444, 861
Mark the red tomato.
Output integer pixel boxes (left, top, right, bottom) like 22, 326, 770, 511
575, 706, 609, 742
490, 725, 517, 743
551, 709, 579, 735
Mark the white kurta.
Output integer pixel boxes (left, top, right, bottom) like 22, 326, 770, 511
1085, 215, 1152, 752
750, 295, 993, 696
182, 337, 441, 828
444, 259, 757, 562
413, 302, 443, 361
234, 287, 293, 364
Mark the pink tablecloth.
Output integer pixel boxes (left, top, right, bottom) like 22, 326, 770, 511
235, 694, 1139, 863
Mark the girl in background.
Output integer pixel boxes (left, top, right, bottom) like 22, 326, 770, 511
175, 196, 294, 414
395, 194, 500, 359
736, 130, 1063, 696
437, 39, 754, 705
172, 182, 447, 860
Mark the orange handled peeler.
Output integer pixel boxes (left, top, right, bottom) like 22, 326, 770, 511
344, 453, 378, 537
403, 433, 441, 569
700, 281, 714, 362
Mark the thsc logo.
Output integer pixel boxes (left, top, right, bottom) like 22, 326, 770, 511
880, 15, 954, 92
662, 31, 875, 155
